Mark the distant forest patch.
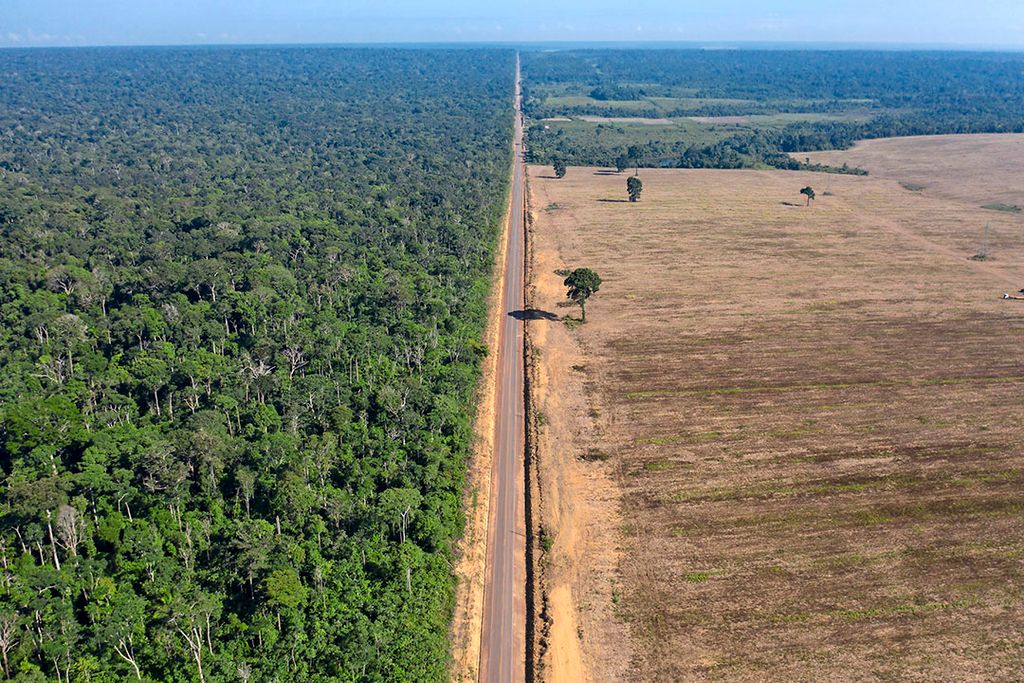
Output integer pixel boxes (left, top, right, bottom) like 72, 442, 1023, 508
522, 50, 1024, 171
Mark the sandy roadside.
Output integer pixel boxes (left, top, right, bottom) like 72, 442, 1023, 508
449, 161, 514, 682
526, 169, 634, 682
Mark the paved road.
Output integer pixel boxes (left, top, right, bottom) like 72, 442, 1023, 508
479, 54, 527, 683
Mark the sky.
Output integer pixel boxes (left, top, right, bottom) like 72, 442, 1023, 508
3, 0, 1024, 49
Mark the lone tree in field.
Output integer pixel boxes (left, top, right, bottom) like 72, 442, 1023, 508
614, 154, 629, 173
627, 175, 643, 202
553, 159, 567, 179
563, 268, 602, 322
800, 186, 816, 206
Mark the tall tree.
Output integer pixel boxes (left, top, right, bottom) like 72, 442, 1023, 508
800, 186, 816, 206
627, 175, 643, 202
553, 159, 567, 178
563, 268, 603, 322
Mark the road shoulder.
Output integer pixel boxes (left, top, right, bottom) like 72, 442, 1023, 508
526, 165, 634, 682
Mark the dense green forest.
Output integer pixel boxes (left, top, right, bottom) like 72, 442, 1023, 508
522, 50, 1024, 168
0, 47, 514, 681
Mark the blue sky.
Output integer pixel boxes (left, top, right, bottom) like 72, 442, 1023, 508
3, 0, 1024, 48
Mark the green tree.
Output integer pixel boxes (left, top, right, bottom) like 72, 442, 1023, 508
553, 159, 567, 179
627, 175, 643, 202
266, 568, 309, 621
614, 154, 629, 173
563, 268, 603, 322
801, 186, 816, 206
378, 487, 422, 544
89, 584, 147, 680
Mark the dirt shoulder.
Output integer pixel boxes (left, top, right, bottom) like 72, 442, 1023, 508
526, 172, 635, 682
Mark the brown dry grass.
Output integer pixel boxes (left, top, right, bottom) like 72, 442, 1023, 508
527, 152, 1024, 682
803, 134, 1024, 209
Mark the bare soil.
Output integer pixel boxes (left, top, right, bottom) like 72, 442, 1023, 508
802, 134, 1024, 209
527, 151, 1024, 682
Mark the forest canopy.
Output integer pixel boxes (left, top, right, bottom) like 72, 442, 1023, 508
0, 46, 514, 681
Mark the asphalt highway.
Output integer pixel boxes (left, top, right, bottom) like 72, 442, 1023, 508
478, 54, 527, 683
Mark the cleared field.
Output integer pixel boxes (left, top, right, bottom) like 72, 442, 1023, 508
803, 134, 1024, 209
542, 95, 757, 115
527, 153, 1024, 681
577, 116, 675, 125
544, 95, 660, 112
692, 112, 875, 126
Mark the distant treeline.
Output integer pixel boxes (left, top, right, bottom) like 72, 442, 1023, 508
523, 49, 1024, 109
523, 49, 1024, 170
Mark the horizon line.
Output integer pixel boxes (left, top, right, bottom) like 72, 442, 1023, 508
2, 39, 1024, 53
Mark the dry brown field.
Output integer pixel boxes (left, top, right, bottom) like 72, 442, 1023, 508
526, 144, 1024, 682
803, 134, 1024, 209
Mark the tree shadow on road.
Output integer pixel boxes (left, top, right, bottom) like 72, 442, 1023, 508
509, 309, 560, 321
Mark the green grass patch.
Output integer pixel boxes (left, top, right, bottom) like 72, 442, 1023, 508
982, 203, 1022, 213
539, 525, 554, 553
765, 427, 817, 438
764, 598, 973, 626
768, 612, 813, 624
544, 95, 656, 112
744, 111, 875, 126
638, 431, 722, 445
854, 510, 895, 526
835, 599, 970, 621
